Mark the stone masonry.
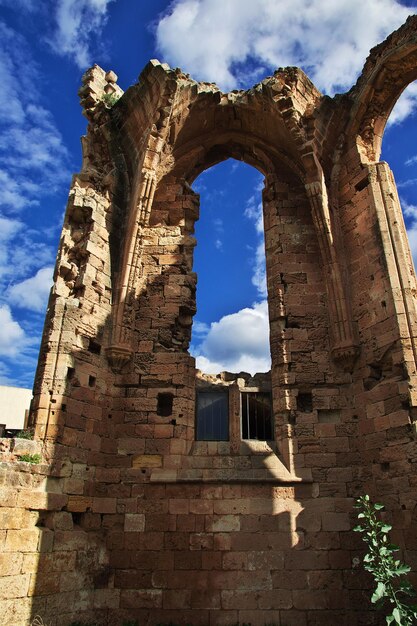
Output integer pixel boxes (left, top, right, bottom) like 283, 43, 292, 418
2, 15, 417, 626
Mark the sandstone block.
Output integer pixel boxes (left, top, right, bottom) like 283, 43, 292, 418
4, 529, 40, 552
132, 454, 162, 468
124, 513, 145, 532
0, 574, 30, 599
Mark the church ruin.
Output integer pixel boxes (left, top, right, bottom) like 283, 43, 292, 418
2, 16, 417, 626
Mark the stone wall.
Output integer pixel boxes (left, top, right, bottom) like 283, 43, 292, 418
2, 16, 417, 626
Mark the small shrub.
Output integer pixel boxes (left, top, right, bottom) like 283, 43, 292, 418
101, 92, 120, 108
19, 453, 41, 464
16, 428, 34, 439
354, 494, 417, 625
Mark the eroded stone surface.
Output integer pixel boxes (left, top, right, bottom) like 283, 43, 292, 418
2, 16, 417, 626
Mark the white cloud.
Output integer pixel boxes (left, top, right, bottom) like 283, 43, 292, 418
401, 199, 417, 219
51, 0, 115, 68
244, 195, 263, 234
192, 320, 210, 337
213, 217, 224, 249
0, 305, 26, 358
156, 0, 411, 94
244, 192, 267, 298
0, 303, 43, 385
387, 82, 417, 127
0, 21, 71, 213
398, 178, 417, 189
8, 266, 53, 313
399, 198, 417, 269
0, 17, 67, 389
0, 106, 68, 173
406, 224, 417, 267
0, 215, 23, 242
193, 300, 271, 374
405, 155, 417, 167
0, 215, 23, 273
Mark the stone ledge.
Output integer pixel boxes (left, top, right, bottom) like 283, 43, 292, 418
150, 467, 312, 484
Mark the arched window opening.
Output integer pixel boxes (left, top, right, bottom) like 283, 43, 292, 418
189, 159, 272, 377
381, 80, 417, 269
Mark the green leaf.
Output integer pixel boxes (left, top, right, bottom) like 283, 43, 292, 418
374, 503, 384, 510
371, 582, 386, 603
392, 607, 401, 624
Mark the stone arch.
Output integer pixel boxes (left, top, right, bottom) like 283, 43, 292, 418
17, 21, 417, 626
339, 15, 417, 383
347, 14, 417, 163
107, 66, 358, 373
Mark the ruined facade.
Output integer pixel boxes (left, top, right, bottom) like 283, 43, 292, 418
2, 16, 417, 626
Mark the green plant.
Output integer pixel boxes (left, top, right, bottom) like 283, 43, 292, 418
354, 495, 417, 625
101, 92, 120, 108
19, 453, 41, 464
16, 428, 34, 439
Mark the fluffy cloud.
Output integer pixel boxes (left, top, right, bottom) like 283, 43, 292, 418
0, 306, 26, 358
192, 177, 270, 375
51, 0, 115, 68
156, 0, 411, 94
0, 212, 55, 290
244, 190, 267, 298
0, 21, 71, 213
193, 300, 271, 374
400, 199, 417, 269
387, 82, 417, 127
0, 302, 42, 385
406, 224, 417, 268
8, 266, 53, 313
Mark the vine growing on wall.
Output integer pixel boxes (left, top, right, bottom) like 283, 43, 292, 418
354, 495, 417, 625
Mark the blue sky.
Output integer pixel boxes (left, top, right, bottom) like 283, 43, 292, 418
0, 0, 416, 387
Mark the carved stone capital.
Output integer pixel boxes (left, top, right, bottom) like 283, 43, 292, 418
106, 344, 133, 373
331, 342, 360, 372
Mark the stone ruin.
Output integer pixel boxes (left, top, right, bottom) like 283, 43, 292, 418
2, 15, 417, 626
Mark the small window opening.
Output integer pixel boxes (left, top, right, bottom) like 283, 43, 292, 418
241, 392, 272, 440
355, 175, 369, 192
88, 339, 101, 355
297, 392, 313, 412
88, 375, 96, 388
196, 390, 229, 441
157, 393, 174, 417
67, 367, 75, 381
71, 512, 83, 525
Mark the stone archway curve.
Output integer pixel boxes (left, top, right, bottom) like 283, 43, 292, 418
347, 14, 417, 163
107, 63, 359, 370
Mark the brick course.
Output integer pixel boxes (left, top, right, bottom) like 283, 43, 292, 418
2, 17, 417, 626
